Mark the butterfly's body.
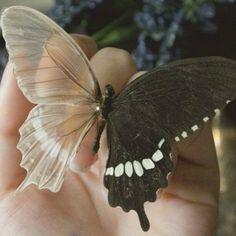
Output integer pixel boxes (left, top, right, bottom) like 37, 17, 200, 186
1, 6, 236, 232
93, 84, 115, 153
99, 84, 115, 120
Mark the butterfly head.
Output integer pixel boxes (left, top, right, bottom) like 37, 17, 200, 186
104, 84, 115, 98
97, 84, 115, 119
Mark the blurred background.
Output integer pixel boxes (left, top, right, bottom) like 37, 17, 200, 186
0, 0, 236, 235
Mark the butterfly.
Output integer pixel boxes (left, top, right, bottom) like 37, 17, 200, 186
1, 6, 236, 232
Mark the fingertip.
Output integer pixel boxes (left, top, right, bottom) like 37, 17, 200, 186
90, 47, 137, 93
70, 34, 98, 59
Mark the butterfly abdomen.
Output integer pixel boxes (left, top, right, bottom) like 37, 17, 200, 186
92, 84, 115, 153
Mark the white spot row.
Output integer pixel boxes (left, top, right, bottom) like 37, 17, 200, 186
174, 105, 225, 142
106, 158, 158, 177
106, 139, 166, 177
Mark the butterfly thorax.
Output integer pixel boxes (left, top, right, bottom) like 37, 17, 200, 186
99, 84, 115, 120
92, 84, 115, 153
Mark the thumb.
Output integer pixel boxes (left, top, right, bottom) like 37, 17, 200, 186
0, 63, 34, 194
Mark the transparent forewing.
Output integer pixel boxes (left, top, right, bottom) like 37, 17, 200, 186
1, 6, 100, 105
17, 104, 97, 192
0, 6, 100, 192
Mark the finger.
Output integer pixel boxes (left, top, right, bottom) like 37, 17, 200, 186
0, 63, 33, 194
70, 34, 98, 59
159, 125, 219, 235
0, 35, 98, 193
91, 47, 137, 92
167, 124, 219, 207
70, 47, 137, 173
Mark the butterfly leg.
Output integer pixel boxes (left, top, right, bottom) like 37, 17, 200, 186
92, 118, 106, 154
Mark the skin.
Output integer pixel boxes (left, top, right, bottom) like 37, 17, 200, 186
0, 35, 219, 236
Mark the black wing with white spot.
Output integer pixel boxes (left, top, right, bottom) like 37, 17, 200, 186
105, 56, 236, 231
105, 115, 173, 231
113, 57, 236, 142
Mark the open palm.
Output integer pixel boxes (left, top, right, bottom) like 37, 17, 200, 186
0, 35, 219, 236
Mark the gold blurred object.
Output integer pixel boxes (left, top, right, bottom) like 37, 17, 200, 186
213, 108, 236, 235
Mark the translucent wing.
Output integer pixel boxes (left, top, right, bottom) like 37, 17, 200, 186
17, 104, 96, 192
0, 6, 100, 191
105, 56, 236, 231
1, 6, 100, 104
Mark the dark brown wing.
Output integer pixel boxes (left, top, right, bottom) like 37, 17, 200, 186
105, 56, 236, 231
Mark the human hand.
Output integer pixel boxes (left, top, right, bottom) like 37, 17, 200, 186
0, 35, 219, 236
